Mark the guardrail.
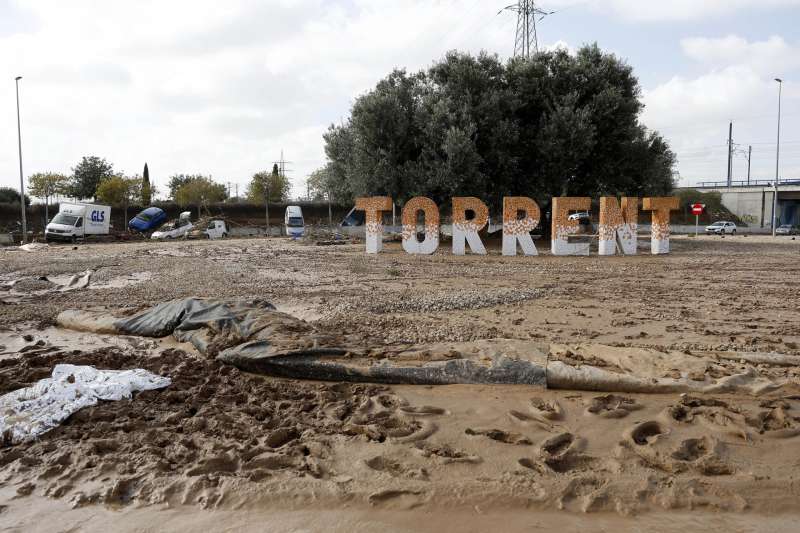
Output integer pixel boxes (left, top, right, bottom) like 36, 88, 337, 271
695, 179, 800, 188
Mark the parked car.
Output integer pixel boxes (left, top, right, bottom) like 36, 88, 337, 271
705, 221, 737, 235
776, 224, 800, 235
151, 211, 193, 239
128, 207, 166, 233
567, 211, 590, 221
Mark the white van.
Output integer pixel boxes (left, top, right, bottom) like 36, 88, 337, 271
45, 203, 111, 242
284, 206, 305, 238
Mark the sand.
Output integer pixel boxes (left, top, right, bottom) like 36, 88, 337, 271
1, 234, 800, 531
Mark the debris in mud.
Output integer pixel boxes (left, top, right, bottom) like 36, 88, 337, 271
0, 363, 170, 445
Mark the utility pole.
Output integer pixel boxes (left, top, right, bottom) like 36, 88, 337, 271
727, 122, 733, 187
15, 76, 27, 244
499, 1, 556, 58
747, 145, 752, 186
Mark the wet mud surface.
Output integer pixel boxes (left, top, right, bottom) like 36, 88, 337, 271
2, 235, 800, 530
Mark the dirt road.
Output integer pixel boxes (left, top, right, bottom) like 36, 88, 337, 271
1, 235, 799, 531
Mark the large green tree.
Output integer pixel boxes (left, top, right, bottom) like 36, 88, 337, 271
322, 45, 675, 209
173, 176, 227, 206
69, 156, 114, 200
246, 164, 291, 203
96, 175, 141, 222
167, 174, 209, 199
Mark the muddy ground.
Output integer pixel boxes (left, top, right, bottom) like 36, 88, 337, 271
1, 234, 800, 531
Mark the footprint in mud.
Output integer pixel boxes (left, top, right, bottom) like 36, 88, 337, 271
364, 456, 428, 479
535, 432, 589, 473
465, 428, 532, 445
398, 405, 447, 417
185, 454, 240, 476
628, 421, 667, 446
746, 405, 800, 439
670, 396, 752, 441
529, 398, 564, 421
558, 476, 608, 512
347, 413, 437, 444
671, 437, 732, 476
368, 489, 425, 510
414, 442, 481, 464
356, 394, 407, 415
585, 394, 642, 419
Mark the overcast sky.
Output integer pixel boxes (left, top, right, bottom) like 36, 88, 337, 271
1, 0, 799, 200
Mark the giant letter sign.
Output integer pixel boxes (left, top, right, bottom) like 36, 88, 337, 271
502, 197, 540, 256
643, 197, 679, 255
401, 197, 440, 255
452, 197, 489, 255
551, 197, 591, 256
598, 197, 638, 256
355, 196, 393, 254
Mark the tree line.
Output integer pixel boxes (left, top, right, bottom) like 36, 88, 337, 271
1, 158, 292, 220
308, 45, 676, 210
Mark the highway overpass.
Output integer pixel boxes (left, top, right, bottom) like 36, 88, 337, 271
676, 179, 800, 228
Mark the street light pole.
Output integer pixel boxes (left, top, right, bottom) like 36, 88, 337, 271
15, 76, 27, 244
772, 78, 782, 237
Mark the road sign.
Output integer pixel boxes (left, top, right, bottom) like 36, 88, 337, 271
691, 203, 705, 216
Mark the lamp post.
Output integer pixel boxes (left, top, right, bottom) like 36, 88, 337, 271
15, 76, 27, 244
772, 78, 782, 237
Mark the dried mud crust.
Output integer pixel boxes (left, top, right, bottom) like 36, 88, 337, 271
0, 347, 413, 508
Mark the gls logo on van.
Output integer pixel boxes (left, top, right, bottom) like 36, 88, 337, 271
91, 210, 105, 222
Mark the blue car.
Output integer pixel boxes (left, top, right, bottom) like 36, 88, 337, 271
129, 207, 167, 233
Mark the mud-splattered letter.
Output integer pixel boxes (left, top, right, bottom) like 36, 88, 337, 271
452, 197, 489, 255
355, 196, 393, 254
401, 197, 440, 255
551, 197, 591, 256
502, 197, 541, 256
643, 197, 679, 255
598, 197, 638, 256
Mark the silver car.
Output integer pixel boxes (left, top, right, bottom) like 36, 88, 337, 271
776, 224, 799, 235
705, 221, 737, 235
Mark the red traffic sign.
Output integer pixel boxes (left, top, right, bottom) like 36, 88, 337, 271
691, 203, 705, 215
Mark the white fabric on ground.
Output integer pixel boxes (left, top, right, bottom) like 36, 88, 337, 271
0, 364, 170, 445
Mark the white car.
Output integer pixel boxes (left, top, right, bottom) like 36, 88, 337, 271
568, 211, 590, 221
152, 211, 194, 240
705, 221, 737, 235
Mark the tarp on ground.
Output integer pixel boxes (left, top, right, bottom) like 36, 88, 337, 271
56, 298, 789, 394
0, 364, 170, 445
59, 298, 548, 387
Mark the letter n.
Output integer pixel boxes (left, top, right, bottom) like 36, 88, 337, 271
598, 197, 638, 256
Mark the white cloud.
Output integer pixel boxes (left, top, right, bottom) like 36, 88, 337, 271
681, 35, 800, 75
0, 0, 513, 199
549, 0, 800, 22
642, 35, 799, 185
